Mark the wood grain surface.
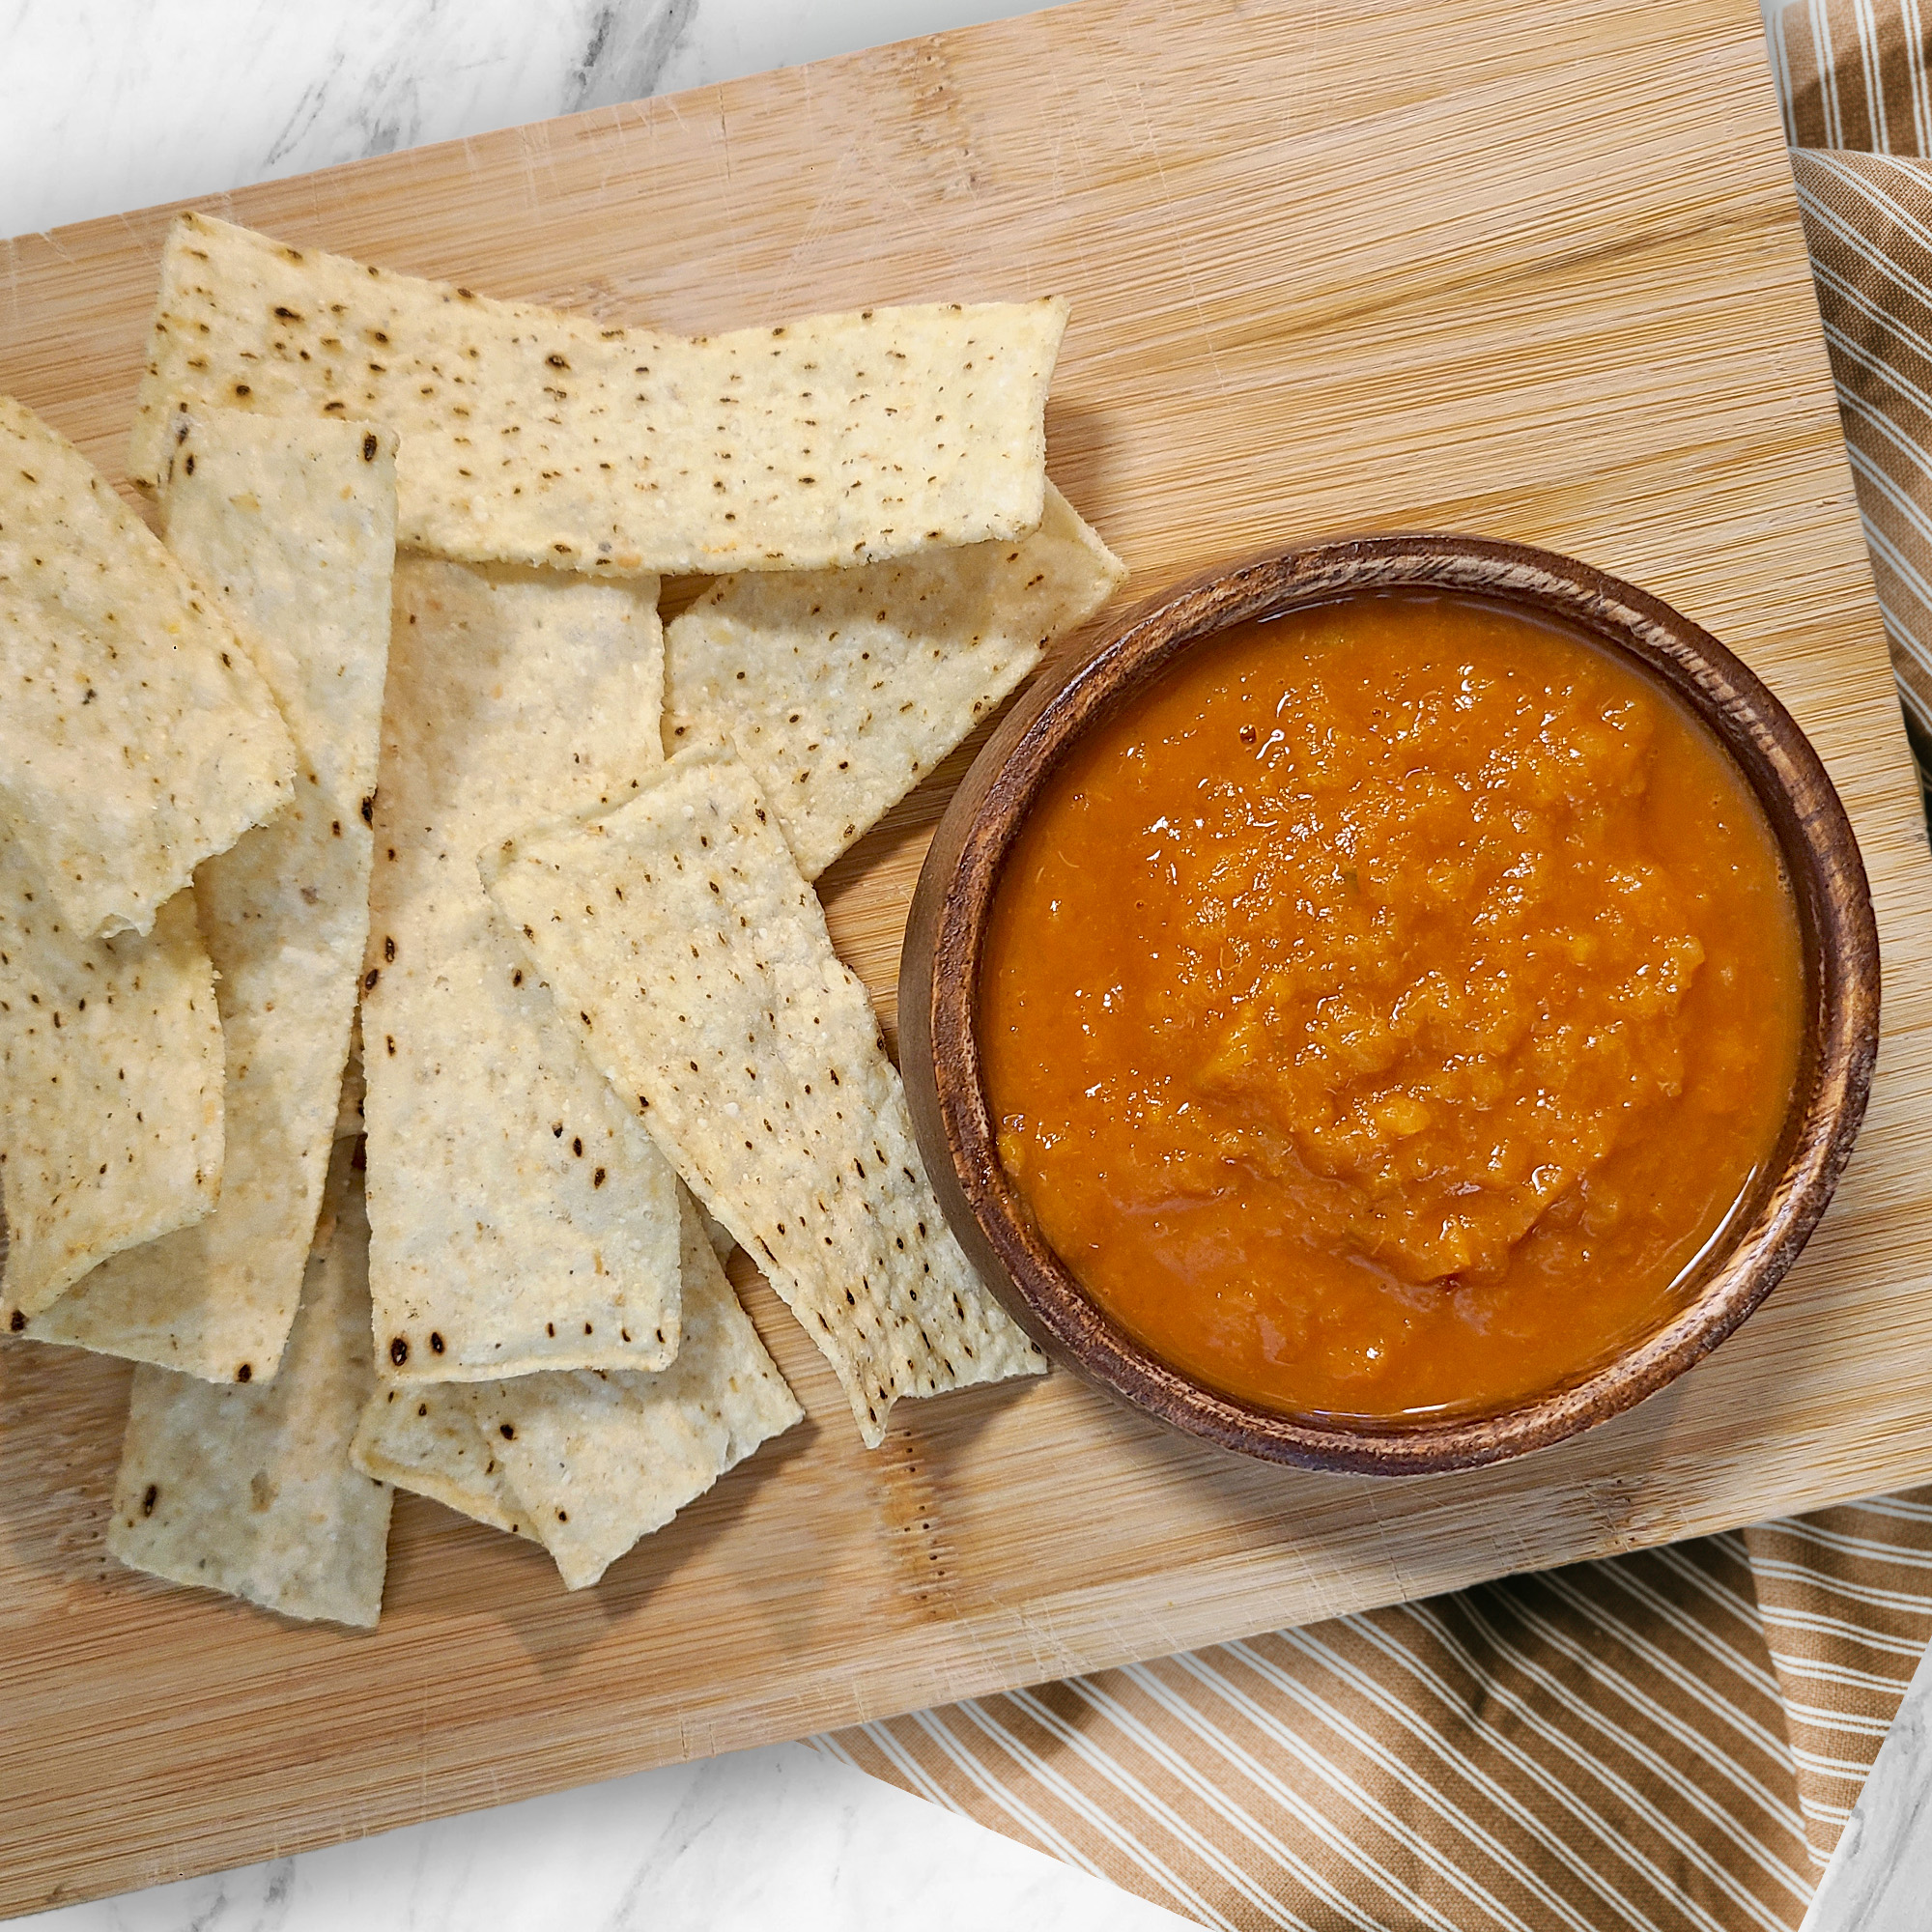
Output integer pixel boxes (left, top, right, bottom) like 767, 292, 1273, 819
5, 0, 1930, 1914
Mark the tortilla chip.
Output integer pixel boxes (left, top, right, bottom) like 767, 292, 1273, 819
483, 750, 1044, 1449
156, 409, 396, 808
105, 1142, 393, 1628
0, 394, 295, 938
362, 555, 679, 1380
128, 213, 1066, 577
32, 412, 397, 1381
349, 1379, 532, 1540
474, 1187, 801, 1590
664, 484, 1125, 877
0, 867, 222, 1322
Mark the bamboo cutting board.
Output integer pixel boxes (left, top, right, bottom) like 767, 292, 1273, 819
4, 0, 1931, 1913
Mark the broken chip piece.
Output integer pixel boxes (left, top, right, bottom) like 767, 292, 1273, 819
472, 1186, 802, 1589
350, 1378, 532, 1541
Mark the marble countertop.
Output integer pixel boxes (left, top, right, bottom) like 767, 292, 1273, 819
4, 2, 1928, 1926
21, 1741, 1189, 1931
1802, 1633, 1932, 1932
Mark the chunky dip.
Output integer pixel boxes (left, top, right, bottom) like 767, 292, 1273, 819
980, 591, 1804, 1419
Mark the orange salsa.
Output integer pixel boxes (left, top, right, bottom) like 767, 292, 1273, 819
980, 593, 1804, 1419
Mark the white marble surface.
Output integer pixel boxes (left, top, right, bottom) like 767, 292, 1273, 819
0, 5, 1189, 1929
0, 0, 1052, 241
1802, 1634, 1932, 1932
18, 1742, 1190, 1931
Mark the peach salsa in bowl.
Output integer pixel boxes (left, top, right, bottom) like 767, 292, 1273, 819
900, 536, 1880, 1474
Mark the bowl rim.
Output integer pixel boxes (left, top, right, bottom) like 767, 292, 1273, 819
899, 532, 1883, 1475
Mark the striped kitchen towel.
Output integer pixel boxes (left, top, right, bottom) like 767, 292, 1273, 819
1773, 0, 1932, 793
816, 7, 1932, 1927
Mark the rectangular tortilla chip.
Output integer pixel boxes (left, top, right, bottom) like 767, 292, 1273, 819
128, 213, 1066, 578
0, 867, 222, 1322
350, 1380, 532, 1541
664, 482, 1125, 878
473, 1186, 802, 1590
32, 411, 397, 1382
105, 1142, 393, 1629
362, 555, 680, 1381
483, 750, 1044, 1449
0, 394, 296, 938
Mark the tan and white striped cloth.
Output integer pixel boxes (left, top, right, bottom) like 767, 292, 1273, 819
1771, 0, 1932, 791
810, 9, 1932, 1926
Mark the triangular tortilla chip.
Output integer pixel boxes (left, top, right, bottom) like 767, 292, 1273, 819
0, 393, 295, 937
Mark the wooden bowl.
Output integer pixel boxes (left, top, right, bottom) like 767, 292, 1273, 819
900, 535, 1882, 1474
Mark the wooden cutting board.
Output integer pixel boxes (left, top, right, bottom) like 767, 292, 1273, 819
4, 0, 1929, 1914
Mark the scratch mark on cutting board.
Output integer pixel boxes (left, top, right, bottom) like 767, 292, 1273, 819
602, 99, 657, 201
1042, 65, 1100, 297
417, 1673, 432, 1822
1129, 78, 1228, 399
1354, 1479, 1417, 1608
772, 142, 878, 311
714, 92, 752, 313
31, 227, 76, 268
516, 121, 551, 215
879, 168, 973, 290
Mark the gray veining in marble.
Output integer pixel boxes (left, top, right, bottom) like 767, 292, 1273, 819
0, 0, 1057, 241
1800, 1632, 1932, 1932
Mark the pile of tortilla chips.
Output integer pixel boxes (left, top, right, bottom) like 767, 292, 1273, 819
0, 212, 1124, 1625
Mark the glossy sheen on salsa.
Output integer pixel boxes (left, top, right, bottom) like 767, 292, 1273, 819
980, 593, 1805, 1419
